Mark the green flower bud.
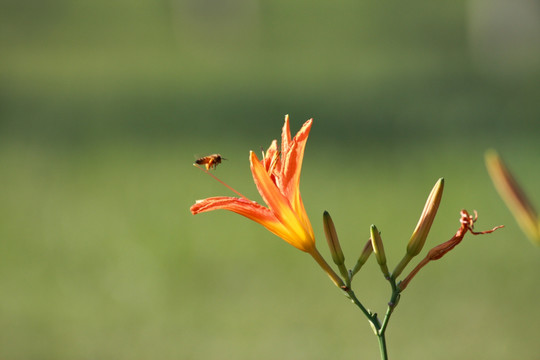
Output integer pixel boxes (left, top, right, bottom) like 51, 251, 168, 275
393, 178, 444, 279
323, 211, 345, 265
323, 211, 349, 282
370, 225, 390, 278
407, 178, 444, 256
352, 239, 373, 276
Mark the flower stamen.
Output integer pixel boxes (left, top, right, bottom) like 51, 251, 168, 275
193, 163, 248, 199
268, 150, 281, 176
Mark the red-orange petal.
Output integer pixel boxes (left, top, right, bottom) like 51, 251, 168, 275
191, 196, 312, 250
262, 140, 279, 170
190, 196, 294, 245
281, 119, 312, 232
281, 119, 312, 197
250, 151, 314, 251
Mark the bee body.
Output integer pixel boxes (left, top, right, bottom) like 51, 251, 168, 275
194, 154, 224, 170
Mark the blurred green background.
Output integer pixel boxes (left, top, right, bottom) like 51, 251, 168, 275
2, 0, 540, 359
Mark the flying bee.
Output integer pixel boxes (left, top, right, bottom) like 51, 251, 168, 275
194, 154, 226, 170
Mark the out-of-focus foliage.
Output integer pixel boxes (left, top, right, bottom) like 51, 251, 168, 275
2, 0, 540, 145
1, 1, 540, 359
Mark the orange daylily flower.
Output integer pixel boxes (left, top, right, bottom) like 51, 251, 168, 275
190, 115, 316, 253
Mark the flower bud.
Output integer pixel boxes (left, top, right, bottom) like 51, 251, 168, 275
407, 178, 444, 256
393, 178, 444, 279
370, 225, 390, 278
352, 239, 373, 276
323, 211, 345, 265
323, 211, 349, 281
485, 150, 540, 245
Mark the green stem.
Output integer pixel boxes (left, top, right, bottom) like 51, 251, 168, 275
309, 248, 346, 288
377, 333, 388, 360
345, 288, 388, 359
380, 279, 401, 334
310, 248, 393, 359
344, 288, 373, 320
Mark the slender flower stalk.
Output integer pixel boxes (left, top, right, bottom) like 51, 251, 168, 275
485, 150, 540, 245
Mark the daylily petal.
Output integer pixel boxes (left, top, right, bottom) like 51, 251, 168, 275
190, 196, 301, 246
249, 151, 301, 229
262, 140, 279, 171
191, 196, 268, 218
281, 114, 292, 157
294, 191, 314, 241
250, 151, 314, 251
282, 119, 312, 202
280, 119, 313, 236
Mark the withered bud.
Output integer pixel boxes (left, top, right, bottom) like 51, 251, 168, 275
399, 210, 503, 291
